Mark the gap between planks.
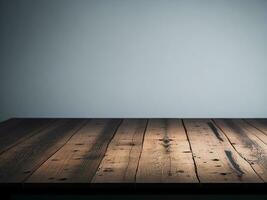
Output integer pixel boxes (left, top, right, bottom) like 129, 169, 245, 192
183, 119, 261, 183
27, 119, 122, 183
0, 119, 88, 182
136, 119, 199, 183
0, 118, 266, 183
213, 119, 267, 182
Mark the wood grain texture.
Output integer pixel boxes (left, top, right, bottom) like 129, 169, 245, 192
245, 119, 267, 137
183, 119, 261, 183
0, 118, 54, 154
27, 119, 121, 183
92, 119, 147, 183
0, 118, 266, 183
136, 119, 198, 183
214, 119, 267, 182
0, 119, 86, 182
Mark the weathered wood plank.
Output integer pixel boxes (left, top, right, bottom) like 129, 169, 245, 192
245, 119, 267, 140
183, 119, 261, 183
27, 119, 121, 183
0, 119, 86, 182
0, 118, 55, 154
214, 119, 267, 182
0, 118, 266, 183
92, 119, 147, 183
136, 119, 198, 183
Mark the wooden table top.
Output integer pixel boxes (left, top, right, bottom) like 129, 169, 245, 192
0, 118, 266, 194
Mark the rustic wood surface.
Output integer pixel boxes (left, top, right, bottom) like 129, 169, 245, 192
0, 118, 266, 183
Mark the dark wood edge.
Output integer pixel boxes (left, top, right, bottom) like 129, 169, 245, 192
0, 183, 267, 195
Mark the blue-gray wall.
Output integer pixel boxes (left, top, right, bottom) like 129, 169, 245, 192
1, 0, 267, 122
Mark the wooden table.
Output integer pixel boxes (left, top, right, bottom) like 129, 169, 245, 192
0, 118, 266, 195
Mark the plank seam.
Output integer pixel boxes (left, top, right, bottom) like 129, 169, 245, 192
89, 119, 123, 182
181, 119, 200, 183
22, 119, 89, 183
0, 119, 58, 156
243, 119, 267, 144
122, 120, 146, 181
134, 119, 149, 183
211, 119, 264, 182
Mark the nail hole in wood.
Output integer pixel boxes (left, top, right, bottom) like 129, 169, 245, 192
103, 168, 113, 172
75, 143, 84, 146
59, 178, 67, 181
183, 151, 191, 153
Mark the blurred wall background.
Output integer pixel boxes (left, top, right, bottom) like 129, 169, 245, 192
1, 0, 267, 122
